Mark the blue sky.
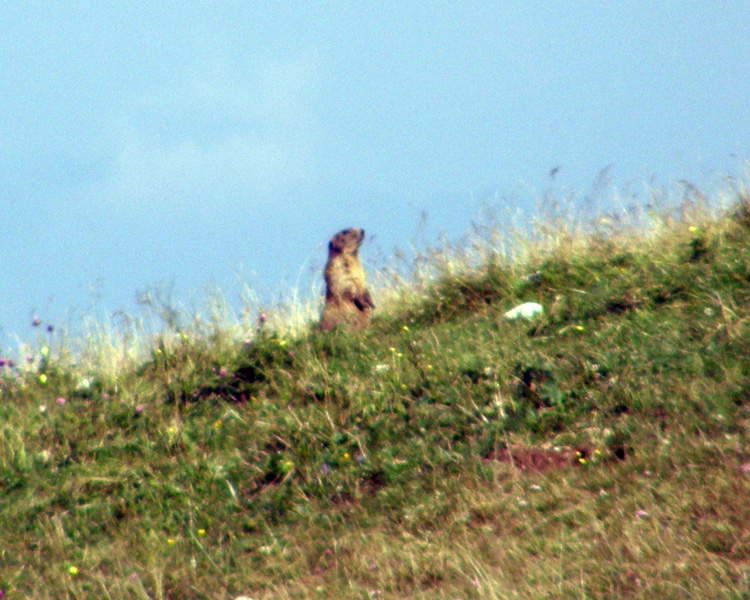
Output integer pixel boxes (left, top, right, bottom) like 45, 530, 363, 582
3, 3, 750, 349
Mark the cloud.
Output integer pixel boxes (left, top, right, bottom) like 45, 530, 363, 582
73, 51, 321, 223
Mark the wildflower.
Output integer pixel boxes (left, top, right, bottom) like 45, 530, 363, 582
40, 346, 49, 358
689, 226, 700, 233
529, 483, 542, 492
197, 529, 206, 537
320, 464, 329, 476
426, 364, 433, 371
389, 347, 396, 353
38, 374, 48, 385
167, 538, 176, 546
213, 420, 222, 429
218, 367, 228, 377
39, 405, 47, 414
342, 453, 350, 462
135, 404, 144, 414
635, 509, 649, 519
55, 397, 66, 406
740, 463, 750, 475
517, 498, 529, 508
67, 565, 79, 576
574, 325, 585, 332
402, 325, 409, 332
374, 363, 389, 373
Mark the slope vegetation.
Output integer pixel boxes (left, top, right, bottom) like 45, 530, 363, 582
3, 193, 750, 599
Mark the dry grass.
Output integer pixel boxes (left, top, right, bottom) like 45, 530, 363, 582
2, 176, 750, 598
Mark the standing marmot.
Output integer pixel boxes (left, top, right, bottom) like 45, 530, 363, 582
320, 227, 374, 332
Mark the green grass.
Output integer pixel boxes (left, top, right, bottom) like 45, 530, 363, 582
3, 187, 750, 598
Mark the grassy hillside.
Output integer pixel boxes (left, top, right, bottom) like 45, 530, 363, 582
3, 190, 750, 599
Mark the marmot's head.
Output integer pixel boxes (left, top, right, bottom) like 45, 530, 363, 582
328, 228, 365, 256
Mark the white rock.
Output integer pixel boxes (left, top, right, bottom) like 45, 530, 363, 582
502, 302, 544, 320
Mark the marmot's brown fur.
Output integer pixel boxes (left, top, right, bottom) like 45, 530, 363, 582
320, 228, 374, 332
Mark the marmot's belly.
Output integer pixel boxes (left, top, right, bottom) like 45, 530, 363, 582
320, 297, 371, 332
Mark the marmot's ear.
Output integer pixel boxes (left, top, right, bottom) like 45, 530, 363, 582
329, 234, 345, 253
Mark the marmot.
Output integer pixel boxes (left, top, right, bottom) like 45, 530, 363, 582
320, 227, 374, 332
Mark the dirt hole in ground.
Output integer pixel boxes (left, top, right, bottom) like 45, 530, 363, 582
487, 445, 628, 472
488, 446, 591, 472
